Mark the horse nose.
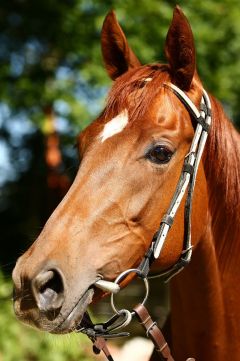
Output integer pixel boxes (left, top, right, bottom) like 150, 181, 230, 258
32, 269, 64, 312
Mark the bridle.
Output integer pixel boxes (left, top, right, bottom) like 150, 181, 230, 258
77, 83, 212, 361
139, 83, 211, 281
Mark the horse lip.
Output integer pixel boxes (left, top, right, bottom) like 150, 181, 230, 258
51, 288, 94, 334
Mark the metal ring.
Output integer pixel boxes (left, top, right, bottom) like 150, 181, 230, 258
112, 309, 133, 330
110, 268, 149, 315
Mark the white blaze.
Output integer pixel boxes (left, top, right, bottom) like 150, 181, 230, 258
144, 77, 152, 82
100, 109, 128, 142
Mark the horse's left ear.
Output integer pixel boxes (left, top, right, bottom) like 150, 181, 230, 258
101, 10, 141, 80
164, 6, 196, 90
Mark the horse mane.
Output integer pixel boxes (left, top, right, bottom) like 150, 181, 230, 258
204, 97, 240, 274
104, 64, 171, 121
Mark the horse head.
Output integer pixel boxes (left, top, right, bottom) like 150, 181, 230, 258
13, 7, 208, 334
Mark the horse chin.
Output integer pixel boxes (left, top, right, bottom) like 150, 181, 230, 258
51, 288, 94, 334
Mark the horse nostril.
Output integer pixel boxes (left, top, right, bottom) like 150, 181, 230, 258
32, 269, 64, 312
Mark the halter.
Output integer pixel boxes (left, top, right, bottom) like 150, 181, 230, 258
78, 83, 212, 361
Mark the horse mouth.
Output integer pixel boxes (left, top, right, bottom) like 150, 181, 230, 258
51, 288, 94, 334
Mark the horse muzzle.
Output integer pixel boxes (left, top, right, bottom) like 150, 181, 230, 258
12, 263, 97, 333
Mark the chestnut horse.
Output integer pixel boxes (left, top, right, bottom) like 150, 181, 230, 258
12, 6, 240, 361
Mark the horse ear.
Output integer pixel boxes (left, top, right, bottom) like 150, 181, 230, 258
101, 10, 141, 80
164, 6, 196, 90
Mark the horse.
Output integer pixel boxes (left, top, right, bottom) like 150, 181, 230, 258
12, 6, 240, 361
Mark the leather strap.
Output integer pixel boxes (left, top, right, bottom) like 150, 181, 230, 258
92, 306, 196, 361
92, 337, 114, 361
138, 86, 211, 282
133, 304, 174, 361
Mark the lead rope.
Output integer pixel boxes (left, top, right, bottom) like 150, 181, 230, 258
78, 84, 211, 361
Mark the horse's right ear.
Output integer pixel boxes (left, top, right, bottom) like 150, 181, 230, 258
101, 10, 141, 80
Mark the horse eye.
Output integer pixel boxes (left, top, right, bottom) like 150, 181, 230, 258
146, 145, 173, 164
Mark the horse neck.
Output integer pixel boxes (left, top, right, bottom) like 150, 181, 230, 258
170, 98, 240, 361
170, 231, 226, 360
205, 96, 240, 275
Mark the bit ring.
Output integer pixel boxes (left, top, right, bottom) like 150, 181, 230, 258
110, 268, 149, 315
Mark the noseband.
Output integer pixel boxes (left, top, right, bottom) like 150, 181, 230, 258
78, 83, 212, 361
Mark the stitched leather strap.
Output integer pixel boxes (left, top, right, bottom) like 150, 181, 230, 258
133, 304, 174, 361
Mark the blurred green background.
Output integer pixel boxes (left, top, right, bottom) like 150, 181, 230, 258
0, 0, 239, 360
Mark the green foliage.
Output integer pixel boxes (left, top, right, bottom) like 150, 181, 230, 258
1, 0, 240, 126
0, 272, 94, 361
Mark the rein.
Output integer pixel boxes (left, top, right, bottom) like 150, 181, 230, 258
77, 83, 211, 361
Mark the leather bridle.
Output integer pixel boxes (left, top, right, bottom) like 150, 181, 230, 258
77, 83, 212, 361
139, 83, 211, 282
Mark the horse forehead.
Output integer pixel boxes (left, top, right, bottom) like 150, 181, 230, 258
99, 109, 129, 142
80, 85, 189, 150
